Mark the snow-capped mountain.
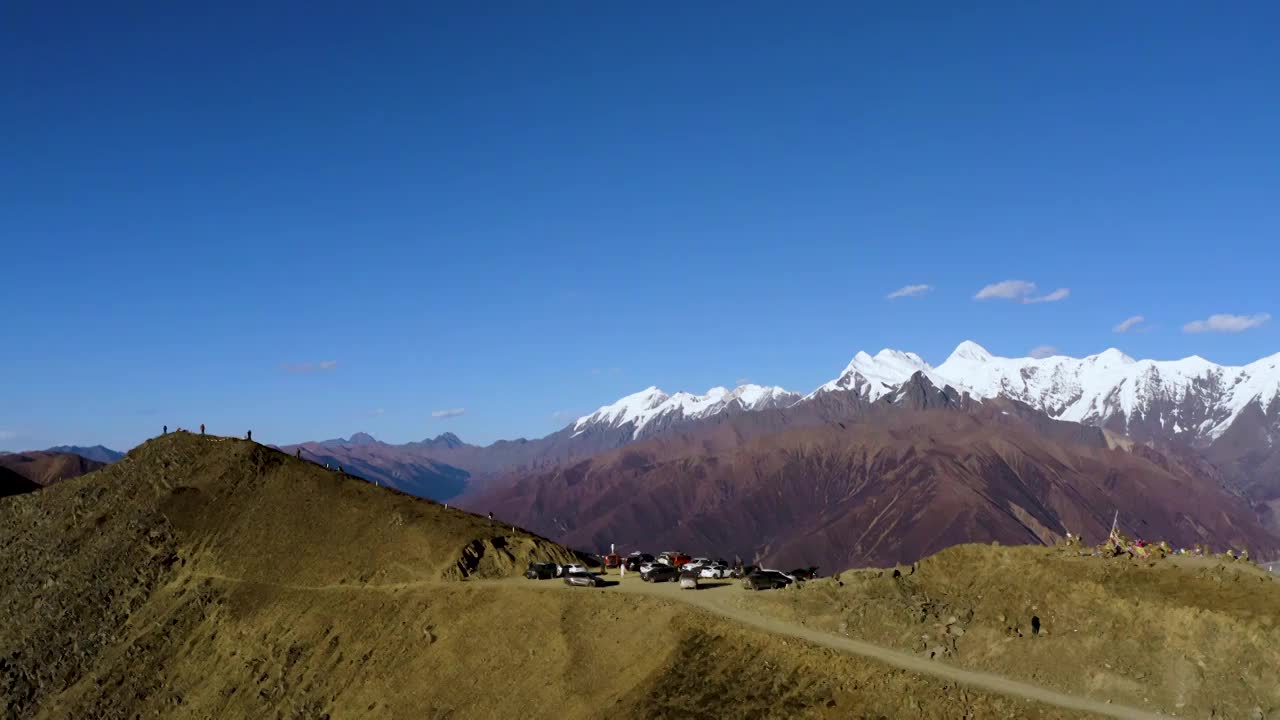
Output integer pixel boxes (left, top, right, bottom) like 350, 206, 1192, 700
807, 340, 1280, 445
805, 349, 955, 403
570, 341, 1280, 450
573, 384, 799, 439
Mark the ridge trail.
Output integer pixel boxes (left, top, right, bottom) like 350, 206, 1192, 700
607, 576, 1171, 720
186, 569, 1170, 719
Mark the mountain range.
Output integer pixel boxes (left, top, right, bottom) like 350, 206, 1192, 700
287, 342, 1280, 489
44, 445, 125, 464
29, 341, 1279, 568
263, 342, 1280, 569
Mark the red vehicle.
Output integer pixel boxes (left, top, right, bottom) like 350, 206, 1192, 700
602, 553, 622, 568
659, 551, 692, 567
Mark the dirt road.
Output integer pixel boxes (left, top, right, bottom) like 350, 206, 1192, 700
569, 574, 1172, 720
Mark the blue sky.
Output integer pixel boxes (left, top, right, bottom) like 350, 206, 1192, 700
3, 3, 1277, 451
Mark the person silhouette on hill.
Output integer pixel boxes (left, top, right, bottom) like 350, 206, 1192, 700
200, 424, 205, 435
163, 425, 167, 435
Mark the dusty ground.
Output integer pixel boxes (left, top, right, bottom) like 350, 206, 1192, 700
2, 433, 1098, 719
737, 543, 1280, 719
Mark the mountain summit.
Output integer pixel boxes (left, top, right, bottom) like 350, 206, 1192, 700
571, 383, 799, 439
944, 340, 994, 364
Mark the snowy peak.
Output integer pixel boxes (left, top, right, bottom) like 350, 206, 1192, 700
933, 345, 1280, 442
811, 347, 946, 402
572, 383, 798, 438
1088, 348, 1136, 366
946, 340, 993, 364
727, 384, 800, 410
570, 344, 1280, 448
573, 386, 670, 435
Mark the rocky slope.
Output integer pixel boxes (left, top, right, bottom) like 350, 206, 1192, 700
477, 389, 1278, 570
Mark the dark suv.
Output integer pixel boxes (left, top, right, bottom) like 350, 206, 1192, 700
743, 570, 792, 591
788, 566, 820, 580
524, 562, 558, 580
642, 564, 680, 583
624, 553, 655, 572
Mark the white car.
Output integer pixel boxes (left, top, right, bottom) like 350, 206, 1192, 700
683, 558, 711, 572
561, 563, 588, 575
698, 564, 730, 579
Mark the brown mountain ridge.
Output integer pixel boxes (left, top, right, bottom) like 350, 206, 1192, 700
474, 398, 1278, 571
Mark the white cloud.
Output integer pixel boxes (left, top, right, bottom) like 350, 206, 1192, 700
369, 408, 385, 417
974, 280, 1036, 301
735, 377, 751, 386
431, 408, 466, 418
974, 280, 1069, 304
887, 284, 932, 300
1028, 345, 1058, 359
1023, 288, 1070, 304
1183, 313, 1271, 334
1113, 315, 1146, 334
282, 360, 339, 374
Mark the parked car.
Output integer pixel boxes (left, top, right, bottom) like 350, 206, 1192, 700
698, 564, 730, 579
639, 561, 659, 574
642, 564, 680, 583
684, 557, 714, 571
743, 570, 792, 591
524, 562, 558, 580
602, 553, 622, 568
564, 571, 603, 588
561, 563, 588, 575
731, 564, 759, 579
625, 553, 655, 571
679, 570, 699, 590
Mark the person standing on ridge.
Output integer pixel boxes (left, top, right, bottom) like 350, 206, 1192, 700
163, 425, 167, 435
200, 424, 205, 435
295, 448, 301, 459
246, 430, 252, 442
